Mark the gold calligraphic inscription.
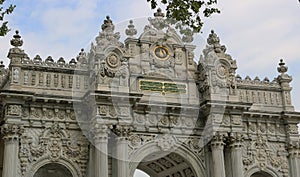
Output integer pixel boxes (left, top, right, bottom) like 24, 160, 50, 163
139, 80, 186, 95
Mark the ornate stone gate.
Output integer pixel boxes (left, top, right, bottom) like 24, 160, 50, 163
0, 9, 300, 177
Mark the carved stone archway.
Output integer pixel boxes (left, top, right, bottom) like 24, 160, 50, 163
245, 166, 282, 177
27, 158, 81, 177
251, 171, 273, 177
33, 163, 73, 177
129, 142, 206, 177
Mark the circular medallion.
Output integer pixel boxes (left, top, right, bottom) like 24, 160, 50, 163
153, 46, 170, 60
217, 64, 228, 77
106, 54, 119, 68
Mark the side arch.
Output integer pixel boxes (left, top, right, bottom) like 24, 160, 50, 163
245, 165, 282, 177
129, 141, 206, 177
26, 157, 82, 177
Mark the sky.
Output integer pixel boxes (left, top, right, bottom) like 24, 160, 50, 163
0, 0, 300, 176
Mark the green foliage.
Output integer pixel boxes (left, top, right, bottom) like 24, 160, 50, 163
0, 0, 15, 36
147, 0, 220, 33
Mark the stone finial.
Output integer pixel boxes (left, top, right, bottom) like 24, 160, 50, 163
10, 30, 23, 48
0, 61, 5, 68
277, 59, 288, 74
57, 57, 66, 67
77, 48, 87, 63
125, 20, 137, 37
69, 58, 77, 67
101, 16, 114, 31
154, 8, 165, 17
207, 30, 220, 46
33, 55, 42, 65
45, 56, 54, 66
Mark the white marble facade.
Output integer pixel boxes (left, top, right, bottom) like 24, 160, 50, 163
0, 10, 299, 177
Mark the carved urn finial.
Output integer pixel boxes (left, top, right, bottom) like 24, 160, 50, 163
77, 48, 87, 64
101, 15, 114, 31
10, 30, 23, 48
0, 61, 4, 68
154, 8, 165, 17
125, 20, 137, 37
277, 59, 288, 74
207, 30, 220, 46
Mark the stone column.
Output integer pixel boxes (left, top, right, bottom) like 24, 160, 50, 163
229, 133, 244, 177
210, 133, 226, 177
288, 146, 300, 177
94, 125, 109, 177
1, 124, 22, 177
113, 125, 131, 177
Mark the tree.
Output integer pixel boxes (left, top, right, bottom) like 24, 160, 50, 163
146, 0, 220, 33
0, 0, 15, 36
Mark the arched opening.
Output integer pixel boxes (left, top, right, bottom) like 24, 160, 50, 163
134, 169, 150, 177
135, 152, 197, 177
251, 171, 273, 177
33, 163, 73, 177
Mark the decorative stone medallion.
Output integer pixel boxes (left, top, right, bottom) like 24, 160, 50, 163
153, 46, 170, 60
106, 53, 119, 68
216, 64, 228, 78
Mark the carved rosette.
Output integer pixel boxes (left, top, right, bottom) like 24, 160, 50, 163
7, 104, 22, 116
19, 123, 89, 176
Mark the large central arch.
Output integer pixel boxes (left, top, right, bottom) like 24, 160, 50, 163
33, 163, 73, 177
129, 142, 206, 177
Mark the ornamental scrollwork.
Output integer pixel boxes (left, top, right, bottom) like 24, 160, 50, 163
242, 135, 289, 177
19, 123, 89, 176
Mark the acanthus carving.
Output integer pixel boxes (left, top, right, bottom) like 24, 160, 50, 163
228, 132, 243, 148
210, 132, 226, 149
19, 123, 89, 176
111, 125, 132, 137
242, 136, 289, 177
1, 124, 23, 141
287, 141, 300, 158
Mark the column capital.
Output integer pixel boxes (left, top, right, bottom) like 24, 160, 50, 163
93, 124, 109, 143
210, 132, 226, 149
111, 125, 132, 139
1, 124, 23, 141
228, 132, 244, 148
288, 141, 300, 157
